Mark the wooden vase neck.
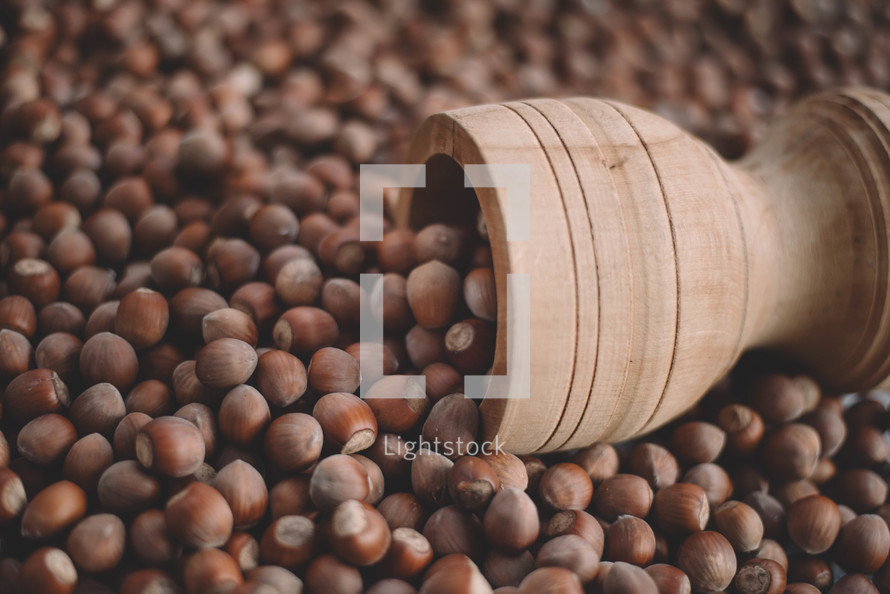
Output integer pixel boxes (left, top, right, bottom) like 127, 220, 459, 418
398, 88, 890, 454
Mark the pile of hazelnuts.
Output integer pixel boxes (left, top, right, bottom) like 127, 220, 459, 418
3, 1, 890, 594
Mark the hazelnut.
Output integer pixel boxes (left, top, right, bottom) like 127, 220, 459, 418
119, 569, 180, 594
308, 347, 361, 393
21, 480, 87, 539
273, 306, 339, 357
183, 548, 243, 594
422, 506, 485, 560
97, 460, 161, 514
752, 538, 789, 572
835, 468, 888, 512
170, 288, 228, 339
370, 273, 415, 333
422, 393, 480, 459
421, 554, 497, 593
413, 224, 464, 266
544, 510, 605, 556
85, 300, 120, 338
681, 463, 733, 507
218, 384, 271, 446
772, 479, 820, 508
275, 258, 323, 306
378, 492, 428, 532
255, 349, 308, 408
246, 566, 303, 594
114, 288, 169, 349
194, 338, 258, 389
669, 421, 726, 465
445, 318, 496, 375
0, 329, 33, 379
214, 460, 268, 529
4, 368, 70, 423
676, 531, 737, 592
135, 416, 207, 478
260, 515, 316, 569
165, 482, 234, 548
62, 433, 114, 495
202, 307, 258, 346
717, 403, 765, 457
479, 450, 529, 491
652, 482, 709, 535
405, 325, 447, 369
9, 258, 60, 308
205, 238, 261, 292
761, 423, 821, 480
463, 267, 496, 322
606, 515, 655, 566
827, 574, 878, 594
834, 514, 890, 573
305, 554, 362, 594
80, 331, 139, 390
448, 456, 499, 511
379, 527, 434, 580
787, 555, 832, 591
627, 443, 679, 491
37, 302, 84, 336
264, 413, 323, 473
310, 454, 370, 511
800, 407, 847, 458
321, 278, 363, 329
113, 412, 153, 460
17, 413, 78, 465
125, 380, 173, 417
365, 375, 430, 433
249, 204, 299, 252
46, 230, 96, 275
412, 448, 454, 508
377, 230, 417, 275
734, 558, 786, 594
232, 282, 282, 331
16, 548, 77, 594
150, 247, 203, 292
749, 373, 806, 423
34, 332, 82, 383
644, 564, 691, 594
518, 566, 583, 594
66, 514, 126, 573
329, 499, 392, 565
129, 508, 180, 567
406, 260, 462, 329
483, 550, 535, 588
0, 468, 27, 524
63, 266, 117, 311
787, 495, 841, 554
317, 227, 366, 275
593, 473, 653, 520
743, 491, 787, 540
713, 500, 764, 552
422, 362, 464, 402
69, 383, 126, 436
313, 392, 377, 454
483, 488, 539, 551
82, 209, 131, 265
225, 531, 260, 572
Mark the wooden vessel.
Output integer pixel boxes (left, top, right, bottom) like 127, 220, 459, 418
398, 88, 890, 454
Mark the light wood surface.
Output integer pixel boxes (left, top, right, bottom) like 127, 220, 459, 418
398, 88, 890, 454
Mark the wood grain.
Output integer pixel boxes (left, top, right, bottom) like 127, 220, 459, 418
398, 88, 890, 453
